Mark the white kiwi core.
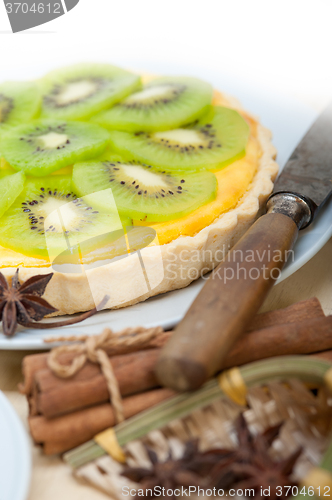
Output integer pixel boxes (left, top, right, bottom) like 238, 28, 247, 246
125, 85, 174, 103
56, 80, 98, 105
121, 164, 168, 188
37, 198, 79, 232
153, 129, 203, 145
38, 132, 68, 149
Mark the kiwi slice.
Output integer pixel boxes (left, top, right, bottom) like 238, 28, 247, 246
92, 76, 213, 132
72, 157, 217, 222
0, 157, 15, 174
40, 64, 141, 121
108, 106, 250, 172
0, 171, 25, 218
0, 81, 41, 137
0, 176, 131, 260
0, 119, 110, 176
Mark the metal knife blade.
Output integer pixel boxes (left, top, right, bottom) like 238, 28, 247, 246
271, 101, 332, 221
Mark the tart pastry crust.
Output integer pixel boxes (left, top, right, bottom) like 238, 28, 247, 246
1, 91, 278, 315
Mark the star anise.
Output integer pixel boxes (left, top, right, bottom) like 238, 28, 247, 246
122, 441, 217, 498
121, 416, 302, 499
209, 414, 302, 499
0, 269, 108, 337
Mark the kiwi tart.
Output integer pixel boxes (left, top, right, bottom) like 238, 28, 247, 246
0, 64, 277, 316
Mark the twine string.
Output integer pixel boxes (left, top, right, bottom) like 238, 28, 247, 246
47, 326, 164, 424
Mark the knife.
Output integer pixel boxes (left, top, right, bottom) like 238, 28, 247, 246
156, 102, 332, 392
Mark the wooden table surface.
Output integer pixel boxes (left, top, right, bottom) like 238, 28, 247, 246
0, 236, 331, 499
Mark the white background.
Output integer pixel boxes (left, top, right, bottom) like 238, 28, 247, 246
0, 0, 332, 110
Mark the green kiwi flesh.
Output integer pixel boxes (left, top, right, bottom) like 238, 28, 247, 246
91, 76, 213, 132
0, 120, 110, 176
108, 106, 250, 172
40, 64, 141, 121
0, 81, 41, 137
72, 157, 217, 222
0, 171, 25, 218
0, 176, 132, 260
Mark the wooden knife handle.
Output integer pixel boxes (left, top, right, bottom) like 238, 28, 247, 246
156, 210, 302, 392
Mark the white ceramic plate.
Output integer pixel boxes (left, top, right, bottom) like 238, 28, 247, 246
0, 69, 331, 349
0, 392, 31, 500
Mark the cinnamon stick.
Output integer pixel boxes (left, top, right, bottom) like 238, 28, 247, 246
246, 297, 324, 331
20, 331, 172, 396
30, 315, 332, 419
33, 349, 160, 418
29, 388, 174, 455
222, 315, 332, 368
21, 297, 324, 397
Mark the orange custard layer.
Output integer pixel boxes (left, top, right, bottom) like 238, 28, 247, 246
0, 96, 260, 268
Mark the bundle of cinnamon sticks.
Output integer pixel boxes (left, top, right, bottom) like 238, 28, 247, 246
21, 297, 332, 455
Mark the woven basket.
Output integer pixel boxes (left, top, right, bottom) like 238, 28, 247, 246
68, 357, 332, 498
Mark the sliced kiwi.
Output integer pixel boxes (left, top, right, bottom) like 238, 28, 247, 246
72, 157, 217, 222
40, 64, 141, 121
108, 106, 250, 172
91, 76, 213, 132
0, 119, 110, 176
0, 157, 15, 174
0, 176, 131, 260
0, 171, 25, 218
0, 81, 41, 138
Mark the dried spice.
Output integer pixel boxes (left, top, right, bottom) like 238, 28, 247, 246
121, 415, 302, 499
209, 414, 302, 499
0, 269, 108, 337
122, 441, 215, 498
